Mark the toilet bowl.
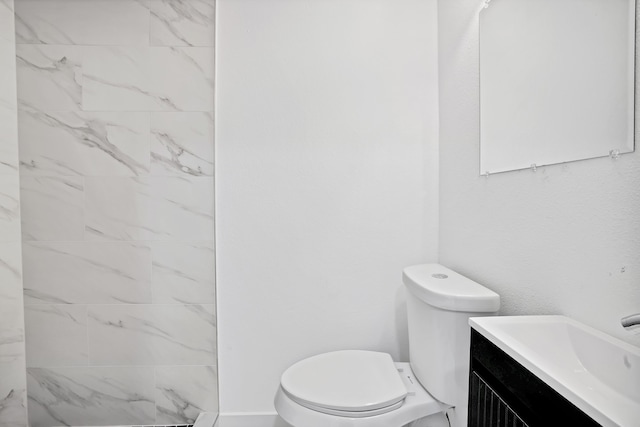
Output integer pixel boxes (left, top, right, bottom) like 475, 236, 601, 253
274, 264, 500, 427
274, 351, 448, 427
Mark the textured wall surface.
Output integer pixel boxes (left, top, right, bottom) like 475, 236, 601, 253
14, 0, 218, 425
438, 0, 640, 347
0, 0, 28, 426
216, 0, 439, 415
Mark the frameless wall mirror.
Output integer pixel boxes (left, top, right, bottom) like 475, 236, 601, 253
480, 0, 637, 174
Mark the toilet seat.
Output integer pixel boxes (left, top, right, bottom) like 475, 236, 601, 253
275, 361, 447, 427
280, 350, 408, 415
283, 392, 405, 418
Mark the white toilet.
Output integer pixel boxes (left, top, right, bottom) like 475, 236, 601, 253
274, 263, 500, 427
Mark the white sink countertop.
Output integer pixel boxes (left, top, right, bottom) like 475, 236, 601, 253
470, 315, 640, 427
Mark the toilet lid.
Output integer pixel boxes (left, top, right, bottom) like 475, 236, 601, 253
280, 350, 408, 412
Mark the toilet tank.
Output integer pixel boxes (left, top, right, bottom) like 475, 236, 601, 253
403, 264, 500, 408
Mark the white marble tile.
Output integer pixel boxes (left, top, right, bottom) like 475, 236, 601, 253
0, 360, 28, 427
0, 66, 16, 112
0, 38, 17, 103
22, 241, 152, 304
84, 177, 149, 240
0, 242, 23, 303
155, 365, 218, 424
0, 41, 18, 175
84, 176, 145, 240
0, 0, 16, 60
88, 304, 216, 366
19, 107, 150, 176
82, 46, 155, 112
20, 176, 84, 241
0, 22, 17, 109
16, 45, 82, 112
0, 0, 19, 176
85, 176, 214, 241
145, 176, 214, 240
0, 51, 17, 111
0, 303, 25, 364
83, 46, 214, 112
150, 0, 215, 47
26, 367, 155, 427
151, 112, 214, 176
0, 110, 20, 174
151, 241, 215, 304
0, 0, 15, 35
24, 305, 87, 367
0, 54, 18, 112
150, 47, 214, 111
0, 5, 27, 426
0, 175, 21, 242
0, 35, 17, 92
14, 0, 150, 46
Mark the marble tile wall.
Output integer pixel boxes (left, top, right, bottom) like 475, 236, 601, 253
13, 1, 217, 426
0, 0, 29, 426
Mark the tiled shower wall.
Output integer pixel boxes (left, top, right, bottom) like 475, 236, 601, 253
0, 0, 28, 426
13, 0, 218, 426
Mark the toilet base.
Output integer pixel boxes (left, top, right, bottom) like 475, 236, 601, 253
274, 362, 449, 427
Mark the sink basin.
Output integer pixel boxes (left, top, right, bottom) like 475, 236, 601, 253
470, 315, 640, 427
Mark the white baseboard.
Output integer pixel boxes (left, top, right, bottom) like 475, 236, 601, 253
210, 411, 454, 427
213, 412, 290, 427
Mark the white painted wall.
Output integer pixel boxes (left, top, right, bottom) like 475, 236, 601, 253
438, 0, 640, 348
216, 0, 439, 414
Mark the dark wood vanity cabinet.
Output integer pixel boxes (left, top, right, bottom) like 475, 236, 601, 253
467, 329, 601, 427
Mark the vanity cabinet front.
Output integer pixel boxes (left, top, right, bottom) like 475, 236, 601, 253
467, 330, 601, 427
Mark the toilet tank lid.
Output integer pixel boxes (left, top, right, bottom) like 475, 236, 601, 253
403, 264, 500, 313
